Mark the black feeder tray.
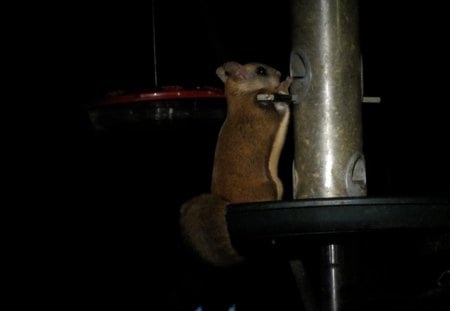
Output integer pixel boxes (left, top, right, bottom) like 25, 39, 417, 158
227, 197, 450, 311
227, 197, 450, 252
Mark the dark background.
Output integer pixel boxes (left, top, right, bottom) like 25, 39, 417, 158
80, 1, 449, 310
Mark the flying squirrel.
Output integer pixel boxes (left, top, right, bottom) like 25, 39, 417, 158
180, 61, 292, 266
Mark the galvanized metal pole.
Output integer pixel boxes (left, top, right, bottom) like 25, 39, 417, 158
291, 0, 366, 199
290, 0, 366, 310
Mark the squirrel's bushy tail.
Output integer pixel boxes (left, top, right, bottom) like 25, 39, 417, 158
180, 194, 243, 266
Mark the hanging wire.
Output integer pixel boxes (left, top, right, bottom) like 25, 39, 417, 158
152, 0, 159, 89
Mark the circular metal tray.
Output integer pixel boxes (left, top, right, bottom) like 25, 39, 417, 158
227, 197, 450, 254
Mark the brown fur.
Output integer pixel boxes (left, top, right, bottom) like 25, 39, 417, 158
180, 62, 291, 266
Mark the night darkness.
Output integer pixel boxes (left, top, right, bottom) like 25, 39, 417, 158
81, 1, 449, 310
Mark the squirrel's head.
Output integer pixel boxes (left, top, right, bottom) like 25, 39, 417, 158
216, 62, 282, 95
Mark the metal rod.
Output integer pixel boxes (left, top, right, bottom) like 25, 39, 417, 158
319, 244, 345, 311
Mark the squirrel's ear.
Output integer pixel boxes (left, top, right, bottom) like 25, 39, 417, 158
216, 66, 228, 83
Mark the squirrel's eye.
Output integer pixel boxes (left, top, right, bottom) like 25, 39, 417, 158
256, 66, 267, 76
